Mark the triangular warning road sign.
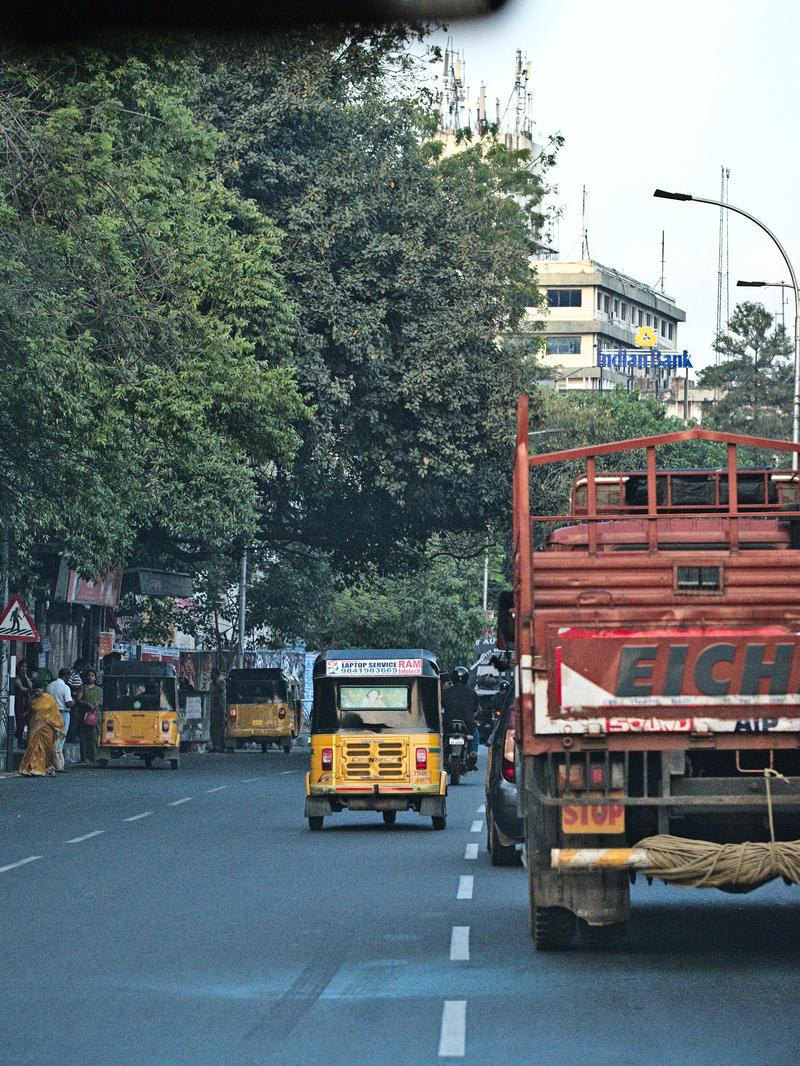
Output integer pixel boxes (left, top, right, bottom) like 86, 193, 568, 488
0, 594, 40, 642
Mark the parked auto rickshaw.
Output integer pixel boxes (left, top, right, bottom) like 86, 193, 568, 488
97, 661, 181, 769
304, 649, 448, 830
225, 668, 302, 753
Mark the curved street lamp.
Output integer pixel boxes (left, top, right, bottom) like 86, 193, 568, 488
654, 189, 800, 468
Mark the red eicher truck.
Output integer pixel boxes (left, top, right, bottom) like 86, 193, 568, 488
511, 395, 800, 950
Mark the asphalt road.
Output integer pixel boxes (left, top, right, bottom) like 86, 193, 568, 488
1, 750, 799, 1065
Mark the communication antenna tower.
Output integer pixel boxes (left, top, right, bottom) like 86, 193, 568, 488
512, 50, 534, 143
440, 38, 467, 134
580, 185, 590, 260
715, 165, 731, 361
658, 230, 666, 292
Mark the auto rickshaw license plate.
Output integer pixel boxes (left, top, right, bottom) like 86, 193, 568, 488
562, 802, 625, 834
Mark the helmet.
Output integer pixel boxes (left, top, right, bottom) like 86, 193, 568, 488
451, 666, 469, 685
498, 679, 510, 692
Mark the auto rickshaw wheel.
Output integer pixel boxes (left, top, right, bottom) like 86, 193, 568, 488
97, 758, 109, 768
282, 743, 292, 754
144, 755, 153, 769
308, 816, 324, 831
170, 758, 179, 770
432, 815, 446, 830
382, 811, 397, 825
261, 741, 269, 753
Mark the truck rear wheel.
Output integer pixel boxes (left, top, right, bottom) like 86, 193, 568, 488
261, 741, 269, 753
532, 905, 576, 951
579, 918, 628, 949
308, 816, 324, 832
144, 755, 153, 769
382, 810, 397, 825
431, 815, 446, 830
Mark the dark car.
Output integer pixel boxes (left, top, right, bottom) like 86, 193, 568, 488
484, 683, 523, 866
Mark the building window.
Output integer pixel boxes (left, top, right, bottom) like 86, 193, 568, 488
546, 336, 581, 355
668, 322, 675, 340
547, 289, 582, 308
613, 299, 619, 317
603, 294, 610, 313
637, 309, 644, 326
597, 290, 603, 310
620, 302, 627, 320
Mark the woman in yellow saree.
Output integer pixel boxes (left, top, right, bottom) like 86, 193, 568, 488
19, 684, 64, 777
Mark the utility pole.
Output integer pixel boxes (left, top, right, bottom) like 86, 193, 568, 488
1, 525, 10, 770
482, 546, 489, 614
237, 548, 247, 669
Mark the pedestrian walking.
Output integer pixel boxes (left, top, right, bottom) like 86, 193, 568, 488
19, 683, 64, 777
76, 669, 102, 764
46, 668, 75, 769
14, 661, 34, 747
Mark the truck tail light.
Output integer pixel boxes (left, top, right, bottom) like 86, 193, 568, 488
321, 747, 333, 770
278, 708, 286, 719
162, 721, 170, 733
228, 707, 237, 720
501, 727, 516, 782
415, 747, 428, 769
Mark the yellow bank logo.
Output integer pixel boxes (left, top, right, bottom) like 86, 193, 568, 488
635, 326, 658, 348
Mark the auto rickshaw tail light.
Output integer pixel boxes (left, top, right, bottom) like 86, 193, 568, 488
229, 707, 237, 720
321, 747, 333, 770
415, 747, 427, 769
162, 721, 170, 732
278, 708, 286, 719
106, 719, 114, 733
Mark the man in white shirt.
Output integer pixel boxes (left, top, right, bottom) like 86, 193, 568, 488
46, 669, 75, 765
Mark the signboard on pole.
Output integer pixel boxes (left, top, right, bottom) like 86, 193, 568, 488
0, 595, 39, 642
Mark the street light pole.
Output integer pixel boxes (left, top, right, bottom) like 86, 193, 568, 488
654, 189, 800, 469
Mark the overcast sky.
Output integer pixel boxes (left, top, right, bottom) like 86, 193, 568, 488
430, 0, 799, 369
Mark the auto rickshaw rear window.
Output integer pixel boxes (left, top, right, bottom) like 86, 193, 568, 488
339, 686, 409, 711
228, 679, 287, 703
104, 679, 176, 711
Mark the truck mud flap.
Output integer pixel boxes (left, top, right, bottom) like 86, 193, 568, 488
531, 868, 630, 926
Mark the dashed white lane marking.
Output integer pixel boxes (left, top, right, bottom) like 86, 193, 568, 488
169, 797, 192, 806
457, 875, 474, 900
279, 770, 297, 775
477, 804, 485, 814
449, 926, 470, 961
123, 811, 153, 822
464, 843, 478, 860
205, 786, 227, 793
0, 855, 42, 873
470, 820, 483, 833
438, 1000, 466, 1057
242, 777, 262, 783
66, 830, 105, 844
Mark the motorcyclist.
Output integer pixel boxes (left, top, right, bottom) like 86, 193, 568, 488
442, 665, 480, 770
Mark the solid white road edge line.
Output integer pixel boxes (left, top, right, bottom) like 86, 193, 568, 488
438, 1000, 466, 1057
457, 875, 474, 900
123, 812, 153, 822
205, 786, 227, 793
449, 926, 470, 961
0, 855, 42, 873
169, 797, 192, 806
470, 820, 483, 833
464, 843, 478, 860
66, 831, 105, 844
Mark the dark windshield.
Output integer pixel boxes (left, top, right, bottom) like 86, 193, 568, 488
228, 679, 287, 703
312, 677, 440, 734
103, 678, 176, 712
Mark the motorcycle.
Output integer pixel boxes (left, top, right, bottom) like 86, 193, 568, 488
445, 718, 474, 786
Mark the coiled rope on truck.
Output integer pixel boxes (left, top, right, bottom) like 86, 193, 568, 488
636, 770, 800, 891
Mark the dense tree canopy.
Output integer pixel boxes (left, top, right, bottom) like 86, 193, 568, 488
698, 301, 793, 451
202, 30, 550, 571
0, 45, 307, 583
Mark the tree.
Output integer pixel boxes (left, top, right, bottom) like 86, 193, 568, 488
201, 30, 552, 572
0, 45, 308, 585
698, 301, 793, 448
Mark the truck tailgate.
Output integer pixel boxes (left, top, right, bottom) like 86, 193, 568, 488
536, 624, 800, 735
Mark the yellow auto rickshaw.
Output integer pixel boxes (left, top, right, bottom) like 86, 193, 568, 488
97, 661, 181, 769
304, 649, 447, 830
225, 668, 302, 753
